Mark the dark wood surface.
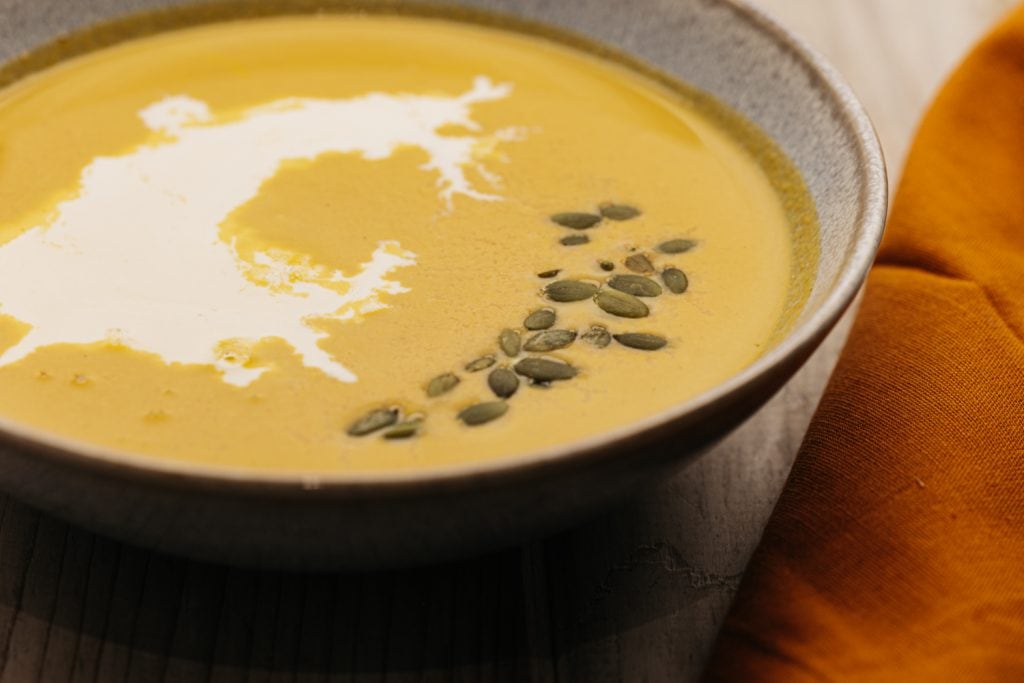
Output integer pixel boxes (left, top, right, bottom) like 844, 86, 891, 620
0, 0, 1012, 680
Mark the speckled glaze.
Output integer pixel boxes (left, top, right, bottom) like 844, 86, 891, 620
0, 0, 886, 569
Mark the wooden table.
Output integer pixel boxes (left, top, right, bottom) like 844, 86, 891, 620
0, 1, 1015, 680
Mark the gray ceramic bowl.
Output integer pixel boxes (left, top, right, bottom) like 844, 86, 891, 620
0, 0, 886, 569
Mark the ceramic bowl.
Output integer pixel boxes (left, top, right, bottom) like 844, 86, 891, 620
0, 0, 886, 569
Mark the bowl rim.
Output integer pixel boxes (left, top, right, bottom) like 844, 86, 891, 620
0, 0, 888, 493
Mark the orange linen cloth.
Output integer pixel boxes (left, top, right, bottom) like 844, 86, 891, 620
704, 7, 1024, 682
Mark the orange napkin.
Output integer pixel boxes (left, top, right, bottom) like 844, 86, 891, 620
703, 7, 1024, 682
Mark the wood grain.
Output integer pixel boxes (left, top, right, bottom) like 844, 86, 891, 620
756, 0, 1017, 189
0, 1, 1014, 681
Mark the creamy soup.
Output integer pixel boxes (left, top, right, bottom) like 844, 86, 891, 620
0, 14, 816, 472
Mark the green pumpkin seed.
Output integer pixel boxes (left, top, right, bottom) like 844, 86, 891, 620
487, 368, 519, 398
545, 280, 599, 302
599, 260, 615, 272
524, 329, 577, 352
614, 333, 668, 351
514, 357, 578, 382
465, 355, 496, 372
595, 289, 649, 318
499, 328, 521, 357
524, 308, 556, 330
347, 408, 398, 436
624, 253, 655, 274
551, 212, 601, 230
537, 269, 561, 279
560, 234, 590, 246
426, 372, 460, 397
599, 203, 641, 221
658, 238, 697, 254
662, 268, 689, 294
607, 274, 662, 297
581, 325, 612, 348
383, 419, 423, 439
458, 401, 508, 426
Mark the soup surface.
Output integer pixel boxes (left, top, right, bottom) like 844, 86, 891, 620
0, 14, 815, 472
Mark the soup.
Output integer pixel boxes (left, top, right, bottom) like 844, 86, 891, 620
0, 13, 816, 472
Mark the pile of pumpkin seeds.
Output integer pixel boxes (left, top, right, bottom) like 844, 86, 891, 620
347, 201, 699, 440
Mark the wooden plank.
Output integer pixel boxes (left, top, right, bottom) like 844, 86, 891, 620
0, 515, 65, 682
66, 536, 121, 683
36, 527, 94, 682
206, 568, 260, 683
161, 562, 229, 681
0, 2, 1013, 682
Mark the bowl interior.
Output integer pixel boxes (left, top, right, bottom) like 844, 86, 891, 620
0, 0, 886, 485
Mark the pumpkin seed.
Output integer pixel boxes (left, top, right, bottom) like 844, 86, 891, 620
465, 355, 496, 372
426, 372, 460, 397
524, 308, 556, 330
662, 267, 689, 294
560, 234, 590, 246
599, 203, 641, 221
658, 238, 697, 254
551, 212, 601, 230
581, 325, 612, 348
514, 357, 578, 381
383, 419, 422, 439
458, 401, 508, 426
537, 269, 561, 279
487, 368, 519, 398
499, 328, 521, 357
524, 329, 577, 352
595, 289, 649, 318
607, 274, 662, 297
545, 280, 599, 302
599, 260, 615, 272
614, 333, 668, 351
347, 407, 398, 436
624, 253, 655, 274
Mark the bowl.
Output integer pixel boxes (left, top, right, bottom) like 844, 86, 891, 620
0, 0, 886, 569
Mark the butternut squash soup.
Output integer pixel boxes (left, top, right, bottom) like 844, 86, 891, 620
0, 14, 817, 472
